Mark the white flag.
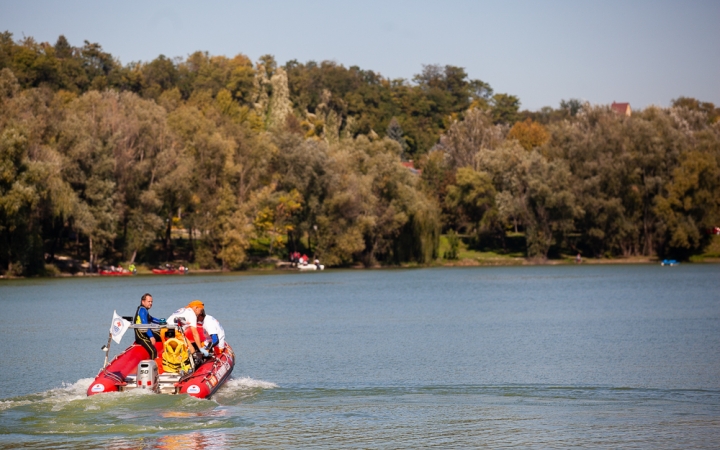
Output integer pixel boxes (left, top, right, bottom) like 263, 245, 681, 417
110, 310, 131, 344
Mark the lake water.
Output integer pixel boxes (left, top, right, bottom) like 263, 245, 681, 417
0, 265, 718, 448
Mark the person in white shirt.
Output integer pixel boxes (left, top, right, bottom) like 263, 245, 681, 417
167, 300, 208, 357
198, 311, 226, 354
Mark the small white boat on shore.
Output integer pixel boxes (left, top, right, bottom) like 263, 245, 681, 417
297, 263, 324, 271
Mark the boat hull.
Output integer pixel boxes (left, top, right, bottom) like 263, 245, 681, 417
87, 342, 235, 399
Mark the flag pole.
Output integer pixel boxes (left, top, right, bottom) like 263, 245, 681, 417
103, 332, 112, 368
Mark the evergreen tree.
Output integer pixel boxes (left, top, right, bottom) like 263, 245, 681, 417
385, 117, 407, 156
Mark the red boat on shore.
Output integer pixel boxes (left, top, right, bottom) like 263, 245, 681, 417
99, 265, 136, 276
152, 266, 189, 275
88, 319, 234, 399
99, 270, 133, 276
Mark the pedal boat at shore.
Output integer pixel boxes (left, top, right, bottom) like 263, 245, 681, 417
87, 322, 234, 399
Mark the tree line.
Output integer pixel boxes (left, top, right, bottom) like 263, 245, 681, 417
1, 33, 719, 275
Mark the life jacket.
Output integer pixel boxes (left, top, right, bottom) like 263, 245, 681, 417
161, 337, 191, 373
133, 305, 152, 342
134, 305, 148, 325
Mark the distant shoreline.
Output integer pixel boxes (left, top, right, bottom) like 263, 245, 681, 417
1, 257, 718, 279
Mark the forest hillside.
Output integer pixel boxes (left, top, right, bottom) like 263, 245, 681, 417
1, 33, 719, 275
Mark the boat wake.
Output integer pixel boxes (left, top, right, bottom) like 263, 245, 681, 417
0, 377, 93, 413
0, 376, 278, 438
211, 376, 278, 404
222, 376, 279, 390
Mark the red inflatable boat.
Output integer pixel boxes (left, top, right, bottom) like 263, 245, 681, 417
152, 266, 189, 275
87, 323, 234, 399
99, 270, 133, 276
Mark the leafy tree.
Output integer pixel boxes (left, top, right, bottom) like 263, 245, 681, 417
434, 108, 505, 170
58, 91, 119, 269
0, 78, 77, 275
655, 150, 720, 258
544, 110, 635, 257
54, 35, 72, 59
0, 128, 40, 274
444, 230, 460, 259
671, 97, 719, 124
316, 136, 438, 265
507, 118, 549, 151
491, 93, 520, 125
141, 55, 178, 99
560, 98, 583, 117
445, 167, 497, 237
476, 142, 580, 258
0, 67, 19, 99
252, 185, 302, 255
267, 67, 292, 130
7, 37, 63, 89
271, 131, 329, 254
166, 103, 231, 266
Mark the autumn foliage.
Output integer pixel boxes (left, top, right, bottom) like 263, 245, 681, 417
1, 32, 719, 275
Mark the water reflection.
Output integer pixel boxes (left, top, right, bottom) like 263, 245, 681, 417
96, 432, 230, 450
160, 409, 229, 419
156, 431, 228, 450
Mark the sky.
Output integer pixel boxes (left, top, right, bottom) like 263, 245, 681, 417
1, 0, 718, 111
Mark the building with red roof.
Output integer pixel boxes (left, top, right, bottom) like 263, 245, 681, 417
611, 102, 632, 116
401, 160, 421, 175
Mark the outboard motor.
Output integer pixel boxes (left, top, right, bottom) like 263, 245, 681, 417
137, 360, 159, 391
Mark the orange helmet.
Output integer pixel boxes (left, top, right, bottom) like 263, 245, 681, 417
187, 300, 205, 309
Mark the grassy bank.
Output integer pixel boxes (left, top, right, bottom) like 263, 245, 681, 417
3, 234, 719, 279
431, 233, 720, 267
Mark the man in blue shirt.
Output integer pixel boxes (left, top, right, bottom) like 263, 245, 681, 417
133, 293, 164, 359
